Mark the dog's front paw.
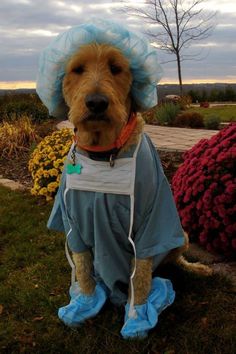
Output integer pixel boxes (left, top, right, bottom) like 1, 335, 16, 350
121, 303, 152, 339
121, 277, 175, 339
58, 282, 107, 327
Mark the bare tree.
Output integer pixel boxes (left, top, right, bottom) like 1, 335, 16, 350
121, 0, 216, 94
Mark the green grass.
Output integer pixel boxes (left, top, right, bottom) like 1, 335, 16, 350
188, 105, 236, 122
0, 185, 235, 354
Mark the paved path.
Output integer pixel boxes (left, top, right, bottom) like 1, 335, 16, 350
0, 176, 26, 191
57, 120, 218, 152
144, 125, 218, 151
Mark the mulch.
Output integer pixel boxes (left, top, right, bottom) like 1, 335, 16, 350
0, 152, 32, 187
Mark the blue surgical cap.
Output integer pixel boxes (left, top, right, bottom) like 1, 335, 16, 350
36, 18, 162, 118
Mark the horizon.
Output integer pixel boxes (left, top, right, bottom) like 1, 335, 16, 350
1, 80, 236, 91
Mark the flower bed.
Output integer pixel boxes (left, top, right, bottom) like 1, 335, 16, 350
172, 123, 236, 259
28, 128, 73, 201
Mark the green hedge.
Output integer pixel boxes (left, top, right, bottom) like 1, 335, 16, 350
0, 93, 49, 123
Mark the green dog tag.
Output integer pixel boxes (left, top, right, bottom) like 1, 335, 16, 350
66, 163, 83, 175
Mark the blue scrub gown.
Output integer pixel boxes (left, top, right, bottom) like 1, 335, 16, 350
48, 133, 185, 304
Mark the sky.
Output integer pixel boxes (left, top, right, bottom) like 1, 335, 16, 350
0, 0, 236, 88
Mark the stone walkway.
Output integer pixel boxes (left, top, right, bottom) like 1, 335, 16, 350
144, 125, 218, 151
0, 176, 27, 191
57, 120, 218, 152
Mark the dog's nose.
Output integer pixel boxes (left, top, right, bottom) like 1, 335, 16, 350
85, 94, 109, 114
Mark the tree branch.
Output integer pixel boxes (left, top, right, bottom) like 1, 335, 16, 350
117, 0, 216, 92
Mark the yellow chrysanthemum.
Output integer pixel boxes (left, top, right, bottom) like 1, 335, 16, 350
38, 187, 47, 196
28, 128, 73, 201
53, 160, 61, 169
49, 168, 58, 177
47, 181, 59, 193
48, 152, 56, 160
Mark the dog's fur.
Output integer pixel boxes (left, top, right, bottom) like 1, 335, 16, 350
62, 43, 212, 305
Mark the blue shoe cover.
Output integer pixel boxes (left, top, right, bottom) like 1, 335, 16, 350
58, 282, 107, 327
121, 277, 175, 339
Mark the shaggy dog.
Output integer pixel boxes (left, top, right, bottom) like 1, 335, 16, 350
38, 20, 213, 337
61, 42, 211, 306
63, 43, 152, 304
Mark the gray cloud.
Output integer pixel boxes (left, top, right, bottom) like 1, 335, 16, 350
0, 0, 235, 83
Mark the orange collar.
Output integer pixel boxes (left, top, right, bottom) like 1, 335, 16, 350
75, 113, 137, 153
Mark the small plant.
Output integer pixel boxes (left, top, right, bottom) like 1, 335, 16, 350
204, 115, 221, 130
156, 103, 181, 126
28, 128, 73, 201
0, 116, 38, 159
174, 112, 204, 128
172, 123, 236, 259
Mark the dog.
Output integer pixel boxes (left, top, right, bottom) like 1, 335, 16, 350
62, 42, 211, 304
63, 42, 155, 304
39, 20, 212, 338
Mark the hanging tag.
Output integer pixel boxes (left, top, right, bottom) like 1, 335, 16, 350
66, 163, 83, 175
109, 154, 115, 168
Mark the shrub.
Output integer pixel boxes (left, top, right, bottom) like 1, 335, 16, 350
0, 116, 38, 159
204, 115, 221, 130
172, 123, 236, 259
0, 93, 49, 123
156, 103, 181, 126
174, 112, 204, 128
200, 102, 210, 108
28, 128, 73, 201
178, 95, 192, 110
142, 106, 158, 124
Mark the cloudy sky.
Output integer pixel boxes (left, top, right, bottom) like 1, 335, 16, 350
0, 0, 236, 88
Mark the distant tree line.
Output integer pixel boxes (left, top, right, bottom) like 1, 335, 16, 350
188, 85, 236, 103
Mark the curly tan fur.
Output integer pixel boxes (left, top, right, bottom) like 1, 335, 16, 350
163, 232, 212, 275
72, 251, 96, 295
65, 43, 211, 305
63, 43, 132, 148
129, 258, 153, 305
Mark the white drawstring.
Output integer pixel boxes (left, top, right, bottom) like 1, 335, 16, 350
63, 188, 76, 286
65, 240, 76, 286
127, 194, 137, 319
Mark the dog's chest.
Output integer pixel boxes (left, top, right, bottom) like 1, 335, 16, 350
65, 147, 140, 249
67, 190, 134, 249
66, 152, 136, 196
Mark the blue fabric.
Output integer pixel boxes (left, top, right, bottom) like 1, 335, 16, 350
36, 18, 162, 118
48, 134, 185, 305
58, 282, 107, 327
121, 277, 175, 339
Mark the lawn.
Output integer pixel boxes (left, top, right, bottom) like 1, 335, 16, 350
188, 105, 236, 122
0, 185, 235, 354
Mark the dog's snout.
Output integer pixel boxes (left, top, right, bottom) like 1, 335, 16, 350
85, 94, 109, 114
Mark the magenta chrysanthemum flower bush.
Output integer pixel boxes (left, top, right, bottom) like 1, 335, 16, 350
172, 123, 236, 259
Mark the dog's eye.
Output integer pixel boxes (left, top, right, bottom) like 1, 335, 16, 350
72, 65, 84, 75
110, 64, 122, 75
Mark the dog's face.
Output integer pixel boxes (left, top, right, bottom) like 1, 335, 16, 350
63, 43, 133, 146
